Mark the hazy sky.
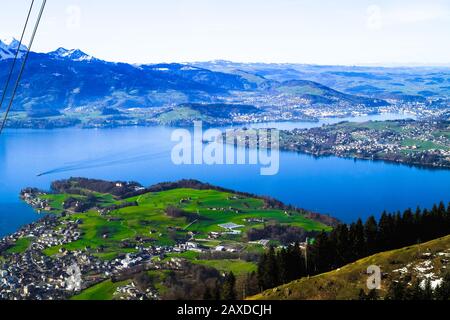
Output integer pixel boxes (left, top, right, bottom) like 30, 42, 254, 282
1, 0, 450, 65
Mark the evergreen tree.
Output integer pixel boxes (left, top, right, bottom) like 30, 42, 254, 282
358, 289, 367, 300
354, 218, 366, 258
386, 280, 408, 300
364, 216, 378, 255
401, 208, 414, 246
221, 272, 236, 300
257, 246, 279, 290
422, 279, 433, 300
409, 280, 424, 300
366, 289, 379, 300
335, 224, 350, 265
243, 272, 260, 298
377, 212, 392, 251
213, 280, 221, 300
288, 242, 305, 280
435, 273, 450, 300
203, 288, 213, 300
311, 231, 332, 273
277, 248, 289, 284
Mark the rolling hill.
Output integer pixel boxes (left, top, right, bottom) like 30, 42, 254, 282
250, 234, 450, 300
273, 80, 388, 107
194, 61, 450, 101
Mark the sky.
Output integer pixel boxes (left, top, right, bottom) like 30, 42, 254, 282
1, 0, 450, 65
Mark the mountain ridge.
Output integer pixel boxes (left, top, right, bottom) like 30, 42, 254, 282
0, 38, 420, 118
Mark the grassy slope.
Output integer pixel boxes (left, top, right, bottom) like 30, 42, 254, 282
6, 237, 32, 254
192, 259, 257, 276
71, 279, 130, 300
250, 235, 450, 300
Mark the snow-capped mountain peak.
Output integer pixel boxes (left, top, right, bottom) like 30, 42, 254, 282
49, 47, 96, 62
0, 37, 28, 60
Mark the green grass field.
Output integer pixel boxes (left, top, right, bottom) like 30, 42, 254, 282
6, 237, 32, 254
39, 187, 329, 261
71, 279, 130, 300
192, 259, 257, 276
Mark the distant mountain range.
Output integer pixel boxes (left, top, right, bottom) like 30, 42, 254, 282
0, 38, 449, 115
194, 60, 450, 102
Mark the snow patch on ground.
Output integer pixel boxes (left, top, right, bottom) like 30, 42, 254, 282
420, 278, 443, 290
414, 260, 433, 273
393, 267, 408, 274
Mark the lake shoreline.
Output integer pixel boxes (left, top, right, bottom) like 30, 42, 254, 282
0, 114, 448, 237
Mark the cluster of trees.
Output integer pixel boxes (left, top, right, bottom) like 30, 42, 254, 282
63, 194, 98, 212
386, 274, 450, 300
160, 263, 221, 300
257, 244, 306, 290
311, 202, 450, 274
101, 201, 138, 212
165, 206, 198, 222
257, 202, 450, 291
247, 224, 318, 245
203, 272, 237, 300
51, 178, 143, 199
158, 262, 240, 300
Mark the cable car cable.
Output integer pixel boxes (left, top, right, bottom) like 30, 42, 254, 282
0, 0, 47, 135
0, 0, 35, 112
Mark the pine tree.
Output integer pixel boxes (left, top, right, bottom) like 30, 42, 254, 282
221, 272, 237, 300
386, 279, 407, 300
243, 272, 260, 298
409, 280, 424, 300
366, 289, 379, 300
311, 231, 332, 273
413, 206, 423, 244
213, 280, 221, 300
257, 246, 279, 290
203, 287, 213, 300
277, 248, 289, 284
289, 242, 305, 280
377, 212, 391, 251
358, 289, 367, 300
435, 273, 450, 300
401, 208, 414, 246
364, 216, 378, 255
335, 224, 350, 265
422, 279, 433, 300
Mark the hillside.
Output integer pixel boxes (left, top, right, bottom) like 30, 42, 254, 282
0, 38, 395, 127
1, 52, 254, 112
2, 178, 448, 300
273, 80, 388, 107
156, 103, 262, 126
0, 178, 337, 299
250, 234, 450, 300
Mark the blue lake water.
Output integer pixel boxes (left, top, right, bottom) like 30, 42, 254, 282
1, 113, 449, 237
